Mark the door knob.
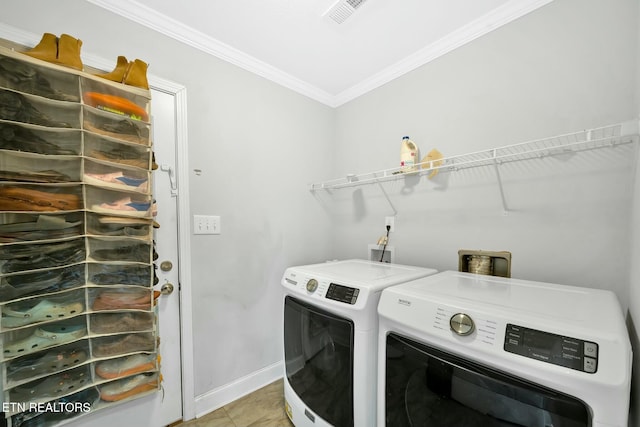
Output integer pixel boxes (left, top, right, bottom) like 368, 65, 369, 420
161, 282, 175, 295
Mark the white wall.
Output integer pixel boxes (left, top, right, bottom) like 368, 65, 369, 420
329, 0, 639, 423
331, 0, 637, 294
186, 65, 335, 396
1, 0, 335, 408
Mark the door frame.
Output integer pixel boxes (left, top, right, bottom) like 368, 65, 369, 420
0, 24, 197, 422
147, 75, 196, 422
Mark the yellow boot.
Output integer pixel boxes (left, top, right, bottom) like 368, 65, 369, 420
23, 33, 58, 62
123, 59, 149, 90
94, 56, 129, 82
56, 34, 83, 71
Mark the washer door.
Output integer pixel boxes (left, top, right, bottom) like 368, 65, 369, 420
385, 333, 590, 427
284, 296, 354, 427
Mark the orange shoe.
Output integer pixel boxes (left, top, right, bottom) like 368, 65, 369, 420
99, 372, 159, 401
95, 353, 158, 380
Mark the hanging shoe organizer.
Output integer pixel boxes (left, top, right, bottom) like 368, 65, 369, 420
0, 44, 160, 427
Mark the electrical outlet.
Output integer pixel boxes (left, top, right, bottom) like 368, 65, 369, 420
193, 215, 221, 235
385, 216, 395, 232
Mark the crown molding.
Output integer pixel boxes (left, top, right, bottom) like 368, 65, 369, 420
85, 0, 336, 106
332, 0, 554, 107
10, 0, 553, 108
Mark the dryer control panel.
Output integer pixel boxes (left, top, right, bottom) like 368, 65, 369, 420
504, 324, 598, 373
326, 283, 359, 305
282, 272, 363, 306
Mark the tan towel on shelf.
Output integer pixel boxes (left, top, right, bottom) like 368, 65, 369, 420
421, 148, 444, 179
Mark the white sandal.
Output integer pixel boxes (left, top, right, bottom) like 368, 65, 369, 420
3, 324, 86, 358
2, 299, 84, 328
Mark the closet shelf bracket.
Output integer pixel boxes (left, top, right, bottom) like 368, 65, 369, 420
492, 148, 509, 215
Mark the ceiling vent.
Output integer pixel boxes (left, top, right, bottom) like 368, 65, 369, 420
324, 0, 368, 24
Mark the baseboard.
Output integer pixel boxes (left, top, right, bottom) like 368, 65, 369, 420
194, 360, 284, 418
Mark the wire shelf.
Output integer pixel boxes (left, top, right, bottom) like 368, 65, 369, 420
309, 121, 639, 191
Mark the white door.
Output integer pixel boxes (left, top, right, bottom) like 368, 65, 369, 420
67, 88, 183, 427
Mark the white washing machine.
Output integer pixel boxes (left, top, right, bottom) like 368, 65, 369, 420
281, 259, 438, 427
377, 271, 632, 427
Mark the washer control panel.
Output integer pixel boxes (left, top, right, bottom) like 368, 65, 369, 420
325, 283, 359, 305
504, 324, 598, 373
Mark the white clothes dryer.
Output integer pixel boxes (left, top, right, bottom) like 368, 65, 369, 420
377, 271, 632, 427
281, 259, 437, 427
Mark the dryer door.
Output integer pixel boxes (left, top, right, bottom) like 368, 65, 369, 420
384, 333, 590, 427
284, 296, 354, 427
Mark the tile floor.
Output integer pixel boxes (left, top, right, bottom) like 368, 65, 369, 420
177, 379, 294, 427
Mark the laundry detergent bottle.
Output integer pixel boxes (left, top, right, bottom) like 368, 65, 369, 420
400, 136, 418, 172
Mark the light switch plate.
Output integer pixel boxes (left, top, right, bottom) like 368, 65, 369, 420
193, 215, 221, 235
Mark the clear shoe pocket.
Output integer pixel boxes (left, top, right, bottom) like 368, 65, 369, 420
90, 312, 155, 335
84, 159, 150, 194
8, 364, 92, 402
93, 352, 158, 382
0, 264, 85, 303
84, 132, 151, 169
91, 332, 157, 358
0, 53, 81, 102
1, 288, 86, 330
0, 122, 81, 155
4, 341, 90, 387
81, 78, 150, 122
0, 212, 84, 243
88, 237, 152, 264
0, 237, 86, 275
86, 212, 152, 239
97, 371, 159, 402
0, 183, 83, 212
0, 88, 81, 128
86, 186, 152, 218
0, 150, 81, 183
2, 318, 87, 361
88, 263, 153, 287
89, 287, 154, 312
83, 108, 150, 146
